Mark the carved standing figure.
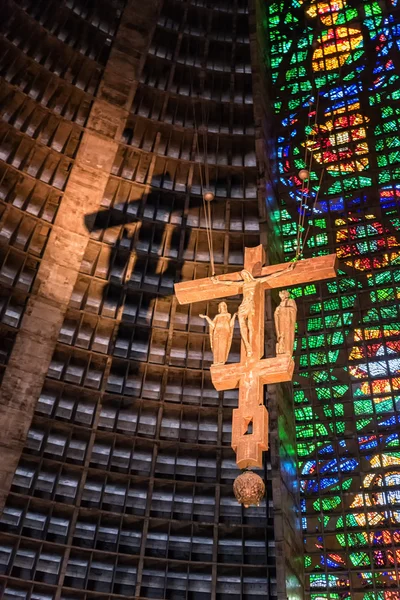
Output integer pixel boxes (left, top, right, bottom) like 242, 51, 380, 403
211, 267, 294, 357
274, 290, 297, 356
199, 302, 237, 365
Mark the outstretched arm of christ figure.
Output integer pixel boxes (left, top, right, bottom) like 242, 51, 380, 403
210, 263, 295, 287
255, 262, 295, 284
211, 276, 243, 287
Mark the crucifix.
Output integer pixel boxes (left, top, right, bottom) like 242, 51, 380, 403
175, 245, 337, 472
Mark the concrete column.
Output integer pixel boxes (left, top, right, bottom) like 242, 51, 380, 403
0, 0, 163, 512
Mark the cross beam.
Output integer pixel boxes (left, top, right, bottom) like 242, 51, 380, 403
211, 354, 295, 391
175, 252, 338, 305
174, 245, 338, 470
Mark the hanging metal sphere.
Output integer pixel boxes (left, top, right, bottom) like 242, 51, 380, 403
233, 471, 265, 508
203, 191, 215, 202
298, 169, 310, 181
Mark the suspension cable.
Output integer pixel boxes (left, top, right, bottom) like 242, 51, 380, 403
301, 167, 325, 255
296, 91, 320, 260
190, 71, 215, 275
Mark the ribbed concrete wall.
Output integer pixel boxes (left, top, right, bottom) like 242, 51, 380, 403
0, 1, 302, 598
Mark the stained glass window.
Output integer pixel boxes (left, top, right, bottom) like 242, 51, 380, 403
266, 0, 400, 595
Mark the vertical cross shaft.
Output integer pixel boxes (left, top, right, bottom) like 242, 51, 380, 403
231, 371, 269, 469
234, 245, 268, 467
211, 245, 289, 469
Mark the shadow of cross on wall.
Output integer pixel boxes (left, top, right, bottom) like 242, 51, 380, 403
83, 188, 247, 393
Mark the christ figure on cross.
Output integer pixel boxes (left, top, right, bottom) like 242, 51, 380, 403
211, 265, 295, 357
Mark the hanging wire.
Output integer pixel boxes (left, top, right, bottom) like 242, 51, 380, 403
296, 90, 321, 260
303, 97, 313, 171
200, 79, 215, 273
190, 69, 215, 275
295, 179, 306, 260
297, 138, 315, 257
295, 106, 313, 259
294, 15, 324, 262
301, 167, 325, 254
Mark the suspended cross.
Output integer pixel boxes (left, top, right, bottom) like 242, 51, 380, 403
175, 245, 337, 470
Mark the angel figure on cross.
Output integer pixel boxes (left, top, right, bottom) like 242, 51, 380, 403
274, 290, 297, 356
199, 302, 237, 365
211, 266, 294, 357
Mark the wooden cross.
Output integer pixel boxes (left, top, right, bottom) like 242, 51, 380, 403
175, 246, 337, 470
